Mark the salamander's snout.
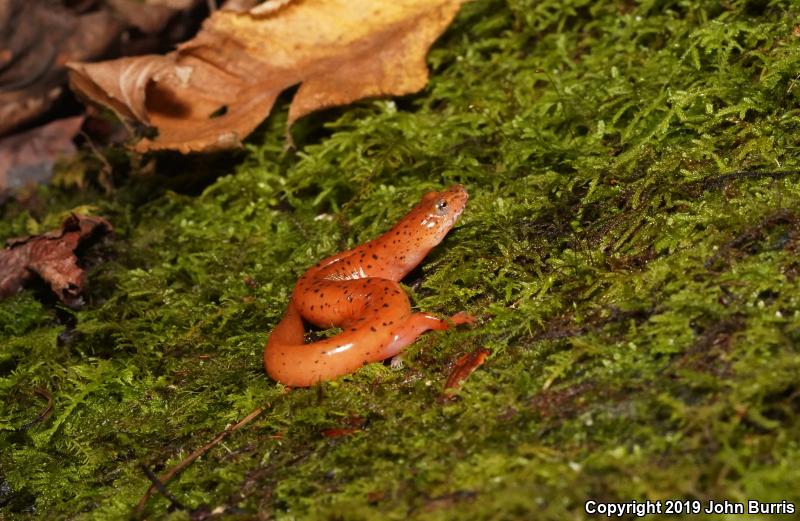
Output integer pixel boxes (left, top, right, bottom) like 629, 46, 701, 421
412, 184, 469, 246
439, 184, 468, 222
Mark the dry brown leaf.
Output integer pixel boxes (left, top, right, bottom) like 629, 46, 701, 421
220, 0, 262, 12
0, 0, 121, 136
248, 0, 294, 15
67, 0, 464, 153
0, 116, 85, 197
0, 0, 204, 138
106, 0, 185, 34
0, 214, 113, 307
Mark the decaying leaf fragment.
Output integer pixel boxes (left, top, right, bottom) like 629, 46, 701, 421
0, 0, 121, 137
443, 347, 491, 393
0, 116, 85, 199
67, 0, 464, 153
0, 214, 113, 307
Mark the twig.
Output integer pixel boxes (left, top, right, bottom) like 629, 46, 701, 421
79, 130, 114, 192
688, 169, 800, 192
139, 464, 185, 511
134, 405, 266, 518
18, 387, 54, 431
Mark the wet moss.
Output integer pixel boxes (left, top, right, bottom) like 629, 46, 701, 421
2, 0, 800, 518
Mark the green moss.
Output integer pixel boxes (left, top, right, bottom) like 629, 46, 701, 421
3, 0, 800, 518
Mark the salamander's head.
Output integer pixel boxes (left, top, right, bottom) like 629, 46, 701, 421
411, 184, 469, 247
383, 185, 468, 278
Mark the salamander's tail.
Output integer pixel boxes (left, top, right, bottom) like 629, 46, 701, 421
264, 302, 305, 378
264, 299, 405, 388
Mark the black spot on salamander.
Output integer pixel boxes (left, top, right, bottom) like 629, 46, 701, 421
372, 254, 378, 260
367, 264, 373, 269
370, 326, 376, 332
382, 322, 387, 326
310, 305, 315, 310
347, 295, 353, 302
351, 328, 357, 332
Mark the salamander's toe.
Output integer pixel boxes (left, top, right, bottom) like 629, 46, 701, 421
449, 312, 477, 327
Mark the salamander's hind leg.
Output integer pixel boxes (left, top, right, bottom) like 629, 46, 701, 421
383, 311, 475, 360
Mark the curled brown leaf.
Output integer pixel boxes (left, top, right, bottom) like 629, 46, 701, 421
0, 214, 113, 307
67, 0, 464, 153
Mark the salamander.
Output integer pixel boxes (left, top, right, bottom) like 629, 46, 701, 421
263, 185, 474, 387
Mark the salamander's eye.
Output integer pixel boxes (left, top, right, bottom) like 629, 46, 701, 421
435, 199, 448, 215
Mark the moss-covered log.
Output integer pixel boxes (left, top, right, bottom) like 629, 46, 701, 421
2, 0, 800, 518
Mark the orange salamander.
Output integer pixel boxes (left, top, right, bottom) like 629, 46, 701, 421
264, 185, 474, 387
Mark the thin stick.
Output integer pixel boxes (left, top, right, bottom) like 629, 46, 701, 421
78, 130, 112, 171
19, 387, 54, 431
139, 464, 185, 511
134, 405, 266, 517
78, 130, 115, 192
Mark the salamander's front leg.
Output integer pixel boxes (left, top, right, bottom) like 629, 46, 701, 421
383, 311, 475, 359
